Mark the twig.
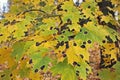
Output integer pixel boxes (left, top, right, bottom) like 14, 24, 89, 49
21, 9, 46, 14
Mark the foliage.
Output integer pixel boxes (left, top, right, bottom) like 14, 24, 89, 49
51, 59, 77, 80
99, 62, 120, 80
0, 0, 120, 80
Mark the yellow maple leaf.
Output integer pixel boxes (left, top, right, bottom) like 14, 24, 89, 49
102, 43, 119, 61
101, 15, 113, 23
0, 48, 15, 68
66, 40, 90, 64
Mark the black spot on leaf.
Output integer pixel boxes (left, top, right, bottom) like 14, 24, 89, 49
107, 22, 117, 31
11, 78, 13, 80
65, 41, 69, 49
39, 1, 46, 7
115, 41, 119, 48
110, 48, 114, 51
62, 51, 65, 54
11, 20, 20, 25
36, 42, 41, 46
73, 43, 77, 46
87, 40, 91, 44
54, 27, 60, 33
4, 21, 10, 26
24, 31, 28, 36
60, 23, 70, 32
88, 6, 91, 8
91, 12, 95, 16
63, 53, 67, 57
73, 61, 78, 66
105, 36, 113, 43
97, 16, 101, 24
55, 43, 60, 48
29, 59, 32, 64
40, 65, 45, 70
97, 16, 106, 25
97, 73, 99, 76
55, 41, 64, 48
1, 74, 5, 77
83, 41, 86, 44
0, 34, 3, 36
10, 74, 12, 77
77, 63, 80, 67
34, 69, 38, 73
80, 45, 85, 48
117, 54, 120, 61
68, 35, 75, 40
86, 68, 89, 72
76, 70, 79, 73
71, 29, 75, 32
76, 72, 79, 76
102, 40, 106, 43
60, 41, 64, 46
57, 4, 63, 11
77, 18, 91, 27
85, 60, 89, 64
80, 54, 84, 59
50, 27, 53, 30
21, 57, 24, 60
67, 18, 72, 25
22, 2, 25, 5
84, 31, 88, 34
80, 29, 82, 32
64, 9, 67, 12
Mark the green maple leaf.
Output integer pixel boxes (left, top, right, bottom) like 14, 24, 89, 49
29, 48, 51, 71
60, 0, 81, 25
56, 30, 73, 42
99, 62, 120, 80
75, 22, 117, 44
19, 67, 30, 78
11, 41, 25, 61
113, 62, 120, 80
75, 61, 92, 80
51, 59, 77, 80
75, 27, 103, 43
0, 69, 11, 80
99, 69, 116, 80
11, 41, 33, 61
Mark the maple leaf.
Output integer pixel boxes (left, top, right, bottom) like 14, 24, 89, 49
99, 62, 120, 80
99, 69, 116, 80
0, 48, 16, 80
51, 59, 77, 80
65, 40, 90, 64
101, 15, 113, 23
11, 41, 33, 61
59, 0, 81, 32
75, 61, 92, 80
0, 48, 15, 68
0, 69, 11, 80
30, 52, 51, 71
